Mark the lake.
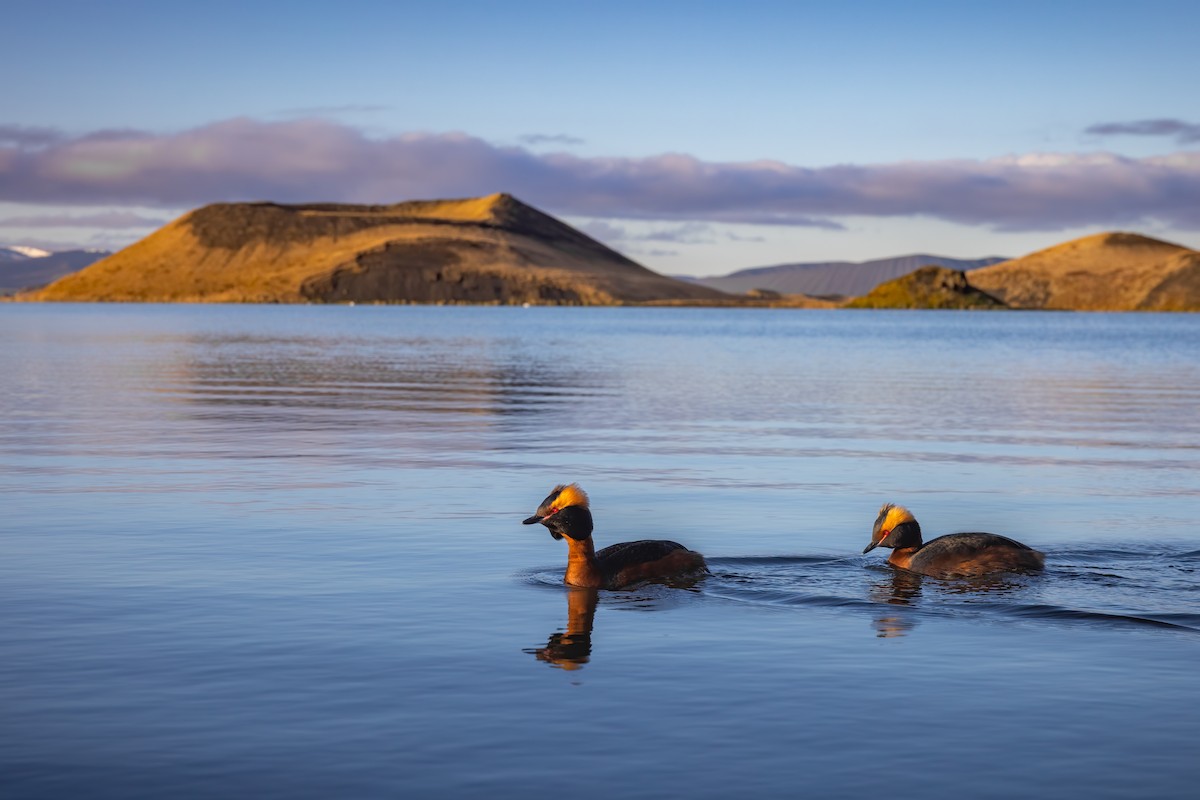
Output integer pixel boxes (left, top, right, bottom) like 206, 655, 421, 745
2, 304, 1198, 799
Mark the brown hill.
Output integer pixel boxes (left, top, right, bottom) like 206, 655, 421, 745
967, 232, 1200, 311
845, 266, 1006, 309
30, 194, 726, 305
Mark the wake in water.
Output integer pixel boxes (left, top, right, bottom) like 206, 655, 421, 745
706, 548, 1200, 635
521, 545, 1200, 643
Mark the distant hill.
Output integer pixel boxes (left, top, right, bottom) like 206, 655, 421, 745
30, 194, 727, 305
846, 266, 1006, 309
0, 248, 111, 294
968, 232, 1200, 311
0, 246, 53, 260
696, 254, 1008, 297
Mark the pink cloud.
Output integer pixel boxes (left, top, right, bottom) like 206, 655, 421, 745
1, 117, 1198, 230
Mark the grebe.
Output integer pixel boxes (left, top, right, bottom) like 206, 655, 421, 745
862, 503, 1044, 579
522, 484, 708, 589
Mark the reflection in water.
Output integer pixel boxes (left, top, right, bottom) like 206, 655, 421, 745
162, 331, 614, 426
865, 565, 1048, 637
937, 573, 1033, 595
4, 307, 1200, 799
867, 569, 923, 638
871, 568, 925, 605
525, 588, 598, 670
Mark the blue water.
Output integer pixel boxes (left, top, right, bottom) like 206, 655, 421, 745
2, 305, 1198, 799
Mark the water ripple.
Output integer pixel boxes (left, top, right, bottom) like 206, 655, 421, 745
522, 548, 1200, 636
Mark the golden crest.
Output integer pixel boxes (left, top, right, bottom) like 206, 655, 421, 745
554, 483, 590, 509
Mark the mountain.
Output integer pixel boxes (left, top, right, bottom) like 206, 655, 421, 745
846, 266, 1006, 309
695, 254, 1008, 297
0, 245, 53, 260
0, 248, 112, 293
967, 232, 1200, 311
30, 194, 728, 305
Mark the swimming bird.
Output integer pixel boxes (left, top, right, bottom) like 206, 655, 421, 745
522, 484, 708, 589
862, 503, 1044, 579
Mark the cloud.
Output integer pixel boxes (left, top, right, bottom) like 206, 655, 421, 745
726, 231, 766, 243
0, 124, 64, 147
641, 222, 716, 245
519, 133, 585, 147
0, 211, 168, 228
1086, 119, 1200, 144
580, 220, 716, 245
1, 117, 1199, 230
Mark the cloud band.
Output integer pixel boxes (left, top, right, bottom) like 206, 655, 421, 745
1, 117, 1198, 231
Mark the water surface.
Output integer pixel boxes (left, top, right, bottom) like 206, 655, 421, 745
2, 305, 1198, 798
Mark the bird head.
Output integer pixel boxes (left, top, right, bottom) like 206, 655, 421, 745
522, 483, 594, 541
863, 503, 921, 553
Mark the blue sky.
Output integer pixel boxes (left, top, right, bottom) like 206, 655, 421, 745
3, 0, 1199, 275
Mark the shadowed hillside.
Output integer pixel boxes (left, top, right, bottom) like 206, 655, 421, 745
968, 232, 1200, 311
846, 266, 1006, 309
31, 194, 727, 305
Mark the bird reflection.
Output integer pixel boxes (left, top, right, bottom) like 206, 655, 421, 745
525, 588, 598, 670
865, 565, 1039, 637
867, 568, 923, 638
937, 573, 1030, 595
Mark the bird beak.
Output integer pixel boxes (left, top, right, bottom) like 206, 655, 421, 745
522, 515, 543, 525
862, 541, 879, 554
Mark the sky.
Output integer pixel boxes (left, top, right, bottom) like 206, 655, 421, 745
2, 0, 1199, 276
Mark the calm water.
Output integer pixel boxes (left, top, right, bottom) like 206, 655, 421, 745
2, 304, 1199, 799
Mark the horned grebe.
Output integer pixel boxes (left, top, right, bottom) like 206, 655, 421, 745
863, 503, 1044, 579
522, 484, 707, 589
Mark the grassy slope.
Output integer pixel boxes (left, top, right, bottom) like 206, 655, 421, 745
845, 266, 1006, 309
967, 232, 1200, 311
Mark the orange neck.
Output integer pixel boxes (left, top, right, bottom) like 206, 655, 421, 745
564, 537, 603, 588
888, 547, 920, 571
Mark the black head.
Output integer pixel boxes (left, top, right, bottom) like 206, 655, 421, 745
522, 483, 594, 541
863, 503, 923, 553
